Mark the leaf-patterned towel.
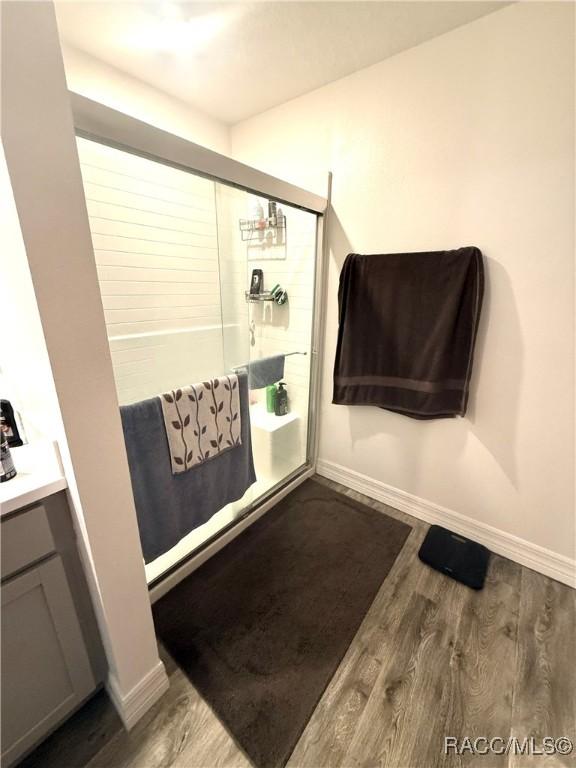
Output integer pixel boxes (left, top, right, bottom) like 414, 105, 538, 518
160, 375, 242, 475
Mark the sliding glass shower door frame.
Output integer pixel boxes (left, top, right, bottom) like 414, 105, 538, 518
70, 93, 330, 595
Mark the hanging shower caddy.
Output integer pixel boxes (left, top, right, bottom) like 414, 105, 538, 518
238, 215, 287, 243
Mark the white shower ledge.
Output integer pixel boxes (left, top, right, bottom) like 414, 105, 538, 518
0, 440, 67, 517
249, 405, 299, 433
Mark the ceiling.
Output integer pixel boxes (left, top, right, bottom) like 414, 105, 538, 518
56, 2, 506, 125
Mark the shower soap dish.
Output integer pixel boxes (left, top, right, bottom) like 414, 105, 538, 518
245, 291, 276, 302
244, 288, 288, 304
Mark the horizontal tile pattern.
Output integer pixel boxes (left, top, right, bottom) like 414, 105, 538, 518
108, 328, 226, 405
216, 185, 318, 471
77, 137, 223, 403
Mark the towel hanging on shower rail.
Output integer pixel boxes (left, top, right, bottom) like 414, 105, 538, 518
236, 353, 286, 390
160, 374, 242, 474
120, 371, 255, 563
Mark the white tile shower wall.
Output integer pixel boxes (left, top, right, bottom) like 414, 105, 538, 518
214, 186, 316, 470
215, 184, 249, 371
246, 200, 317, 460
76, 137, 225, 404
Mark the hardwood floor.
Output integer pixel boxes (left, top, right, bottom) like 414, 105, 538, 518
21, 476, 576, 768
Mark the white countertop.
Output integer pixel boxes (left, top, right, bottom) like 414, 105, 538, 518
0, 441, 67, 517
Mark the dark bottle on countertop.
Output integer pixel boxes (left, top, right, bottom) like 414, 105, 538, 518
0, 427, 16, 482
274, 382, 289, 416
1, 399, 23, 447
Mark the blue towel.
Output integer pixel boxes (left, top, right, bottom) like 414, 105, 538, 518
243, 354, 285, 390
120, 371, 256, 564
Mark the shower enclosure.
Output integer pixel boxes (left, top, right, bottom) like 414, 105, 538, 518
72, 96, 326, 591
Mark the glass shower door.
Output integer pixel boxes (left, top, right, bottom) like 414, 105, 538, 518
76, 133, 319, 586
216, 183, 318, 502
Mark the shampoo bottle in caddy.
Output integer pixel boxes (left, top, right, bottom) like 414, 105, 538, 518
253, 200, 265, 242
249, 269, 264, 295
277, 207, 285, 245
268, 200, 277, 227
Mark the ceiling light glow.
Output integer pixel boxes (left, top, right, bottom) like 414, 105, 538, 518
127, 8, 239, 55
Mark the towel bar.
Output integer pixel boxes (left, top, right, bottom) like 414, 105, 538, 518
232, 351, 307, 372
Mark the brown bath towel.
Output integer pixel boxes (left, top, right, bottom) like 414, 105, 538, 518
333, 247, 484, 419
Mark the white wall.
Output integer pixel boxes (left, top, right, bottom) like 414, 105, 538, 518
0, 148, 63, 446
60, 44, 229, 154
1, 1, 168, 726
231, 3, 575, 567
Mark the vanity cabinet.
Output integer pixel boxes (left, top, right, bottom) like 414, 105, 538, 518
1, 493, 104, 767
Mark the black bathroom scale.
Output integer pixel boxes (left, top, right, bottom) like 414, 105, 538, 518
418, 525, 490, 590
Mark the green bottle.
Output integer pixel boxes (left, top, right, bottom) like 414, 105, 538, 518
266, 384, 277, 413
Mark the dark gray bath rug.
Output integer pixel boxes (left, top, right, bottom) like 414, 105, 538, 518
153, 478, 411, 768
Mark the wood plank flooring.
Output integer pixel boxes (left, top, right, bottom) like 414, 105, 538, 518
21, 476, 576, 768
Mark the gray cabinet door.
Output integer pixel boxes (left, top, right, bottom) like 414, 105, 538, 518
1, 555, 95, 767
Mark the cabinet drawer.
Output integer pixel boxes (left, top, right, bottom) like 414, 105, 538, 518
1, 504, 55, 580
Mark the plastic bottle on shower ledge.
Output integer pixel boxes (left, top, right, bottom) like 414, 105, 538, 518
266, 384, 277, 413
274, 382, 289, 416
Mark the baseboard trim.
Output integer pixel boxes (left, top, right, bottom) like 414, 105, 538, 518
106, 660, 169, 731
316, 459, 576, 588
